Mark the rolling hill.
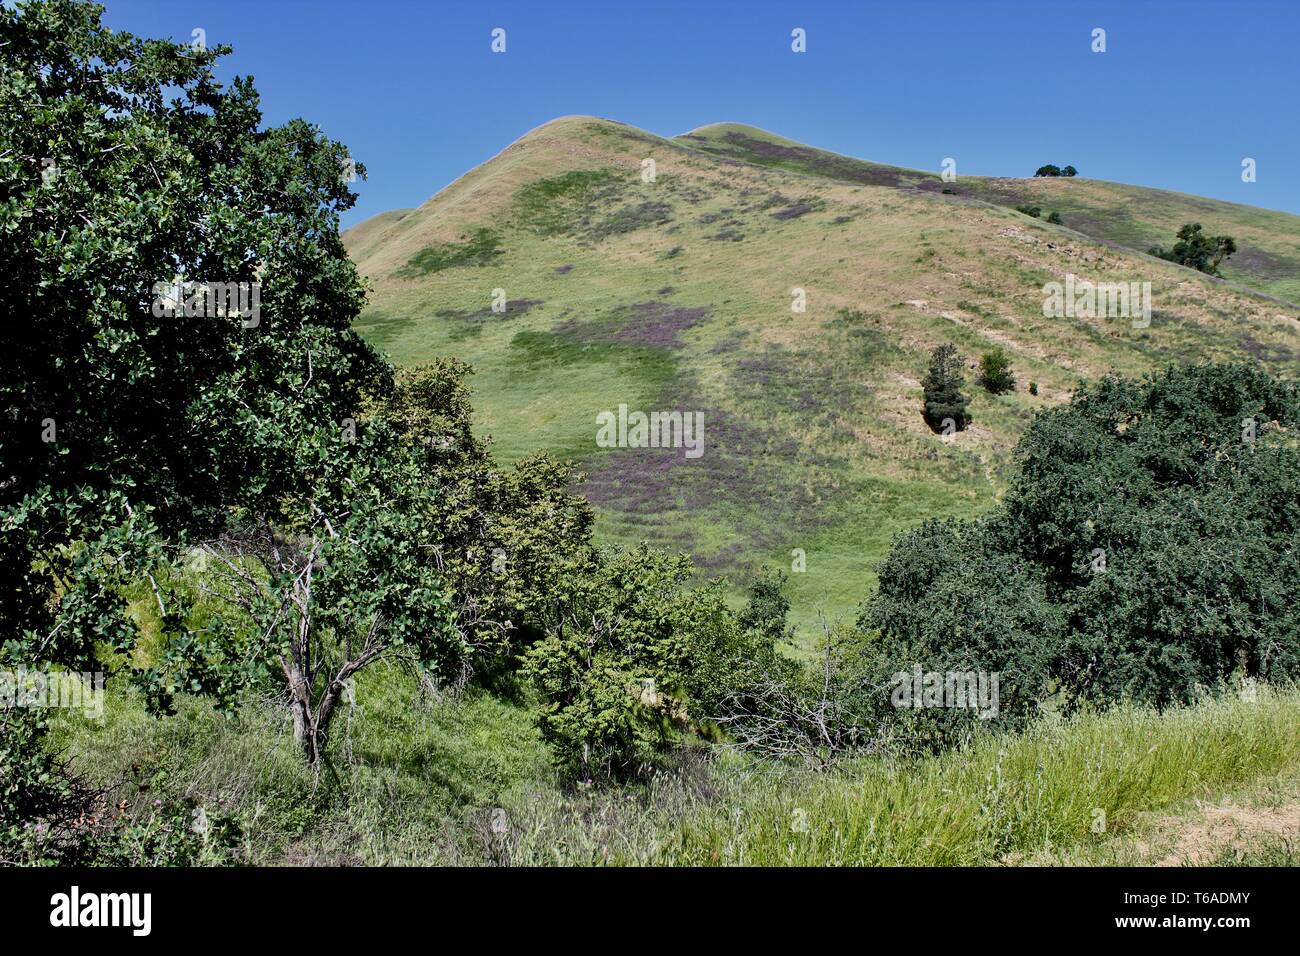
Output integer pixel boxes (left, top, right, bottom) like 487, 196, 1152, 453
343, 115, 1300, 638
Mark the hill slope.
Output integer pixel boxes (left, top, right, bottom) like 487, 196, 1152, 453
679, 122, 1300, 305
344, 115, 1300, 636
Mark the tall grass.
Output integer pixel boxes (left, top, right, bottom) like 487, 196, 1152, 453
496, 687, 1300, 865
54, 680, 1300, 866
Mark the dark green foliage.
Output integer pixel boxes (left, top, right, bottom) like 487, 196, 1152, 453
1150, 223, 1237, 276
0, 1, 596, 793
921, 344, 971, 432
1015, 204, 1042, 218
1, 706, 233, 865
1046, 211, 1063, 224
1034, 165, 1077, 177
865, 363, 1300, 731
0, 0, 390, 849
1029, 381, 1039, 396
978, 347, 1017, 394
860, 519, 1065, 746
1063, 166, 1078, 177
400, 227, 502, 276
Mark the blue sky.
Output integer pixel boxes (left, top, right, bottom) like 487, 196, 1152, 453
100, 0, 1300, 227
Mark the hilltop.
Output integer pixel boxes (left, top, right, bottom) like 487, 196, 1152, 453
344, 115, 1300, 636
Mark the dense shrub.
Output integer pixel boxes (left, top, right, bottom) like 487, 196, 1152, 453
864, 363, 1300, 732
523, 548, 768, 780
860, 519, 1064, 747
0, 1, 597, 788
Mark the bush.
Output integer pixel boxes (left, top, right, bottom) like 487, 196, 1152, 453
1, 707, 233, 865
978, 347, 1017, 394
865, 363, 1300, 725
859, 519, 1064, 748
523, 547, 759, 780
921, 344, 972, 432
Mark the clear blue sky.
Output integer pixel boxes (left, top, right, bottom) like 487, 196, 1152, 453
101, 0, 1300, 228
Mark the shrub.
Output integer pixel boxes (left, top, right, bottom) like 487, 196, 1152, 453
860, 519, 1064, 748
1015, 204, 1042, 218
1046, 211, 1063, 224
523, 547, 757, 780
978, 347, 1017, 394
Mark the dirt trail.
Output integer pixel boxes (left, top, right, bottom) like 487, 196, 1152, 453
1151, 801, 1300, 866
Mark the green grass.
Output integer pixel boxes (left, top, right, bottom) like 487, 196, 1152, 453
514, 168, 625, 237
399, 227, 503, 277
493, 686, 1300, 866
50, 665, 555, 865
53, 676, 1300, 866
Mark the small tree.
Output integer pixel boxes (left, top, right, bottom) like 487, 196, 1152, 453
1034, 164, 1062, 177
921, 344, 971, 432
1150, 223, 1237, 276
978, 347, 1017, 395
1062, 166, 1078, 177
158, 417, 462, 768
738, 570, 794, 646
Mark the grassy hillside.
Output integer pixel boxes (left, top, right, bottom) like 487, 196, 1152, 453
344, 115, 1300, 637
680, 122, 1300, 305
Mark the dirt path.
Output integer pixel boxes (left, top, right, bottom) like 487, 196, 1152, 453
1151, 801, 1300, 866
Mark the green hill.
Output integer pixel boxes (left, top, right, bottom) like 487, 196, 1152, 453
344, 115, 1300, 637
